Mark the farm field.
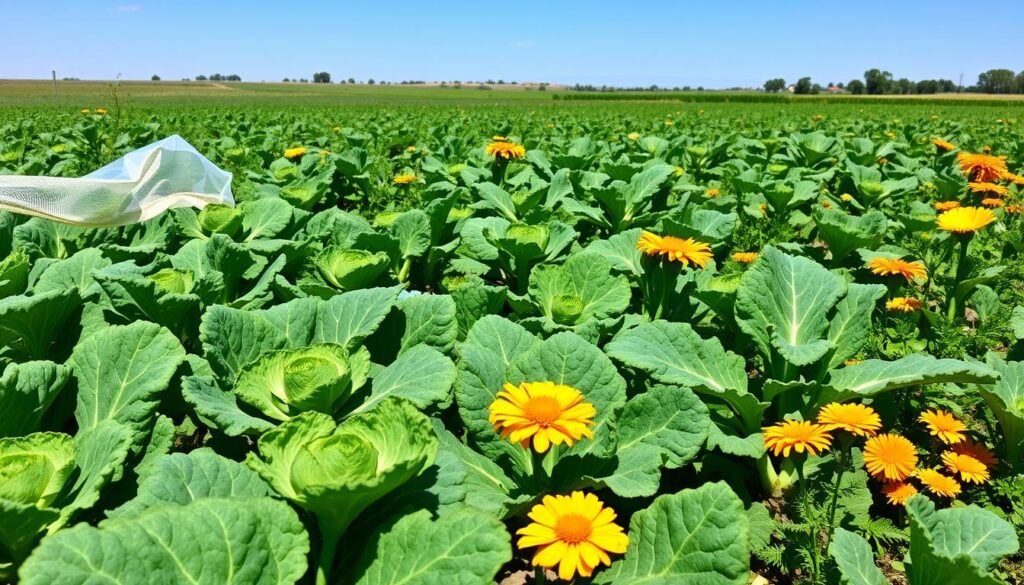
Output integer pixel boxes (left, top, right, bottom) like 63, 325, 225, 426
1, 91, 1023, 585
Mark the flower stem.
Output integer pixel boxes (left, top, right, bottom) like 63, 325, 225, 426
795, 463, 821, 584
534, 565, 547, 585
825, 445, 848, 547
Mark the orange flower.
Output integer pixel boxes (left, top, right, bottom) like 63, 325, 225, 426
868, 257, 927, 282
636, 232, 713, 268
957, 152, 1009, 182
941, 451, 990, 484
863, 434, 918, 481
882, 481, 919, 505
919, 409, 966, 444
951, 437, 998, 468
731, 251, 758, 264
933, 201, 960, 211
968, 182, 1009, 197
486, 141, 526, 159
932, 138, 955, 152
886, 297, 922, 312
1007, 204, 1024, 214
705, 188, 721, 198
981, 198, 1005, 208
816, 403, 882, 437
489, 382, 596, 453
915, 468, 962, 498
762, 420, 833, 457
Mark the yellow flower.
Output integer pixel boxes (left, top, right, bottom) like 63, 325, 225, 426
968, 182, 1009, 197
1006, 204, 1024, 214
283, 147, 307, 159
517, 492, 628, 581
863, 434, 918, 481
486, 141, 526, 159
957, 152, 1009, 182
392, 174, 417, 185
868, 257, 927, 282
919, 409, 966, 444
704, 188, 721, 198
941, 451, 990, 484
933, 201, 960, 211
915, 468, 962, 498
488, 382, 596, 453
762, 420, 833, 457
627, 132, 640, 141
636, 232, 713, 268
332, 126, 342, 133
759, 203, 768, 216
80, 108, 91, 114
882, 481, 919, 506
94, 108, 107, 115
932, 138, 955, 152
816, 403, 882, 437
981, 197, 1005, 208
951, 437, 998, 467
673, 166, 685, 177
492, 135, 508, 141
732, 251, 758, 264
840, 193, 854, 202
547, 123, 556, 129
886, 297, 922, 312
405, 145, 417, 152
1009, 173, 1024, 186
664, 119, 674, 126
844, 359, 862, 366
936, 206, 996, 234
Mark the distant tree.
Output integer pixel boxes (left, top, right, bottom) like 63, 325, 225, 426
196, 75, 208, 81
847, 79, 865, 94
151, 75, 161, 81
283, 77, 290, 82
538, 83, 547, 91
794, 77, 812, 94
864, 69, 893, 94
367, 78, 375, 85
811, 83, 823, 94
894, 78, 914, 94
976, 69, 1017, 93
347, 77, 355, 84
763, 78, 786, 92
313, 72, 331, 83
1017, 71, 1024, 93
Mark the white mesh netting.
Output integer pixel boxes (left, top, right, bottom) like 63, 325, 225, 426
0, 135, 233, 227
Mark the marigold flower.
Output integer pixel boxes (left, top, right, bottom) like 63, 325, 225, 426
936, 206, 996, 233
844, 359, 861, 366
636, 232, 712, 268
762, 420, 833, 457
94, 108, 107, 115
882, 481, 918, 505
863, 434, 918, 481
626, 132, 640, 141
517, 492, 628, 581
405, 145, 417, 152
915, 468, 962, 498
704, 188, 721, 198
486, 141, 526, 159
393, 174, 417, 185
981, 198, 1005, 208
933, 201, 960, 211
816, 403, 882, 437
941, 451, 990, 484
932, 138, 955, 152
732, 251, 758, 264
886, 297, 922, 312
919, 409, 966, 444
80, 108, 91, 114
840, 193, 854, 202
957, 152, 1009, 182
968, 182, 1009, 197
283, 147, 307, 159
1009, 173, 1024, 186
868, 257, 927, 282
489, 382, 596, 453
1007, 204, 1024, 214
951, 438, 998, 467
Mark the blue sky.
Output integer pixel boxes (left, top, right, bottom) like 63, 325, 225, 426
3, 1, 1023, 88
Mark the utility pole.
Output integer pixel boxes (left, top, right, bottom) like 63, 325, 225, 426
52, 70, 58, 96
958, 73, 963, 93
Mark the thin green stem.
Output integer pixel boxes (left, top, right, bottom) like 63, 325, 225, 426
795, 464, 821, 584
825, 446, 848, 547
535, 565, 547, 585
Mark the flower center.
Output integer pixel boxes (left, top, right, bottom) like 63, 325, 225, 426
524, 396, 563, 425
554, 514, 592, 544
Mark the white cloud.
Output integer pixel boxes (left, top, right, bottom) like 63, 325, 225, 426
118, 5, 141, 12
509, 40, 536, 48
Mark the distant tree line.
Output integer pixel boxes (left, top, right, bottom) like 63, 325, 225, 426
571, 84, 708, 92
194, 74, 242, 82
764, 68, 1024, 95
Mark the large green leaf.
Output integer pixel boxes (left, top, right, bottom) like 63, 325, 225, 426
826, 355, 998, 399
823, 283, 887, 371
979, 354, 1024, 465
528, 253, 631, 326
200, 305, 288, 384
815, 209, 887, 262
349, 508, 511, 585
19, 498, 309, 585
906, 495, 1018, 585
0, 289, 81, 361
736, 246, 846, 370
348, 345, 456, 417
594, 482, 749, 585
0, 361, 69, 438
829, 528, 888, 585
51, 420, 133, 531
314, 286, 402, 347
182, 375, 277, 437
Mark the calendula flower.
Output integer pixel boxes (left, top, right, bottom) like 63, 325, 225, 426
705, 188, 721, 198
627, 132, 640, 141
882, 481, 919, 506
1009, 173, 1024, 186
492, 135, 508, 141
489, 382, 596, 453
636, 232, 713, 268
941, 451, 990, 484
932, 138, 955, 152
393, 174, 417, 185
405, 145, 417, 152
486, 141, 526, 159
915, 468, 962, 498
934, 201, 960, 211
840, 193, 854, 202
844, 359, 862, 366
80, 108, 91, 114
816, 403, 882, 437
332, 126, 342, 133
94, 108, 107, 115
762, 420, 833, 457
673, 166, 685, 177
969, 182, 1009, 197
732, 251, 758, 264
283, 147, 307, 159
981, 198, 1005, 208
822, 200, 832, 209
1006, 204, 1024, 214
936, 206, 996, 233
957, 152, 1009, 182
863, 434, 918, 481
919, 409, 966, 444
517, 492, 628, 581
951, 438, 998, 467
868, 257, 928, 282
664, 119, 674, 126
886, 297, 922, 312
878, 157, 889, 166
